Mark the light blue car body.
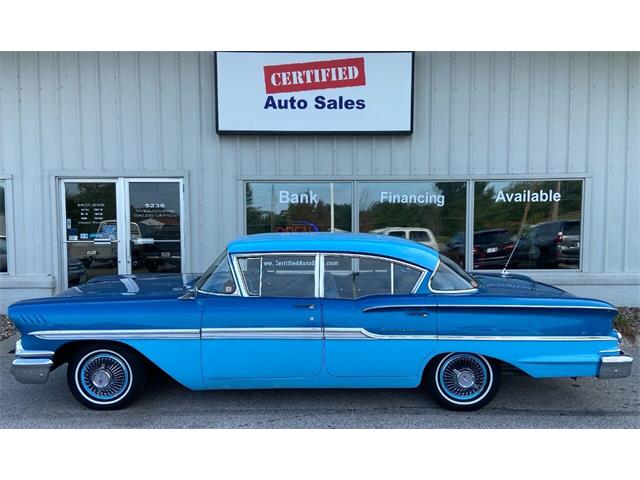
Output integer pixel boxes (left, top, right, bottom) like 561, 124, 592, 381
8, 233, 626, 391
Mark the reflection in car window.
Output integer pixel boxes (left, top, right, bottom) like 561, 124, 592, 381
429, 255, 477, 292
324, 255, 422, 299
196, 250, 236, 295
238, 255, 316, 298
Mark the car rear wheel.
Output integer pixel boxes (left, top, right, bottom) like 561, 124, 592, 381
67, 343, 146, 410
426, 353, 500, 411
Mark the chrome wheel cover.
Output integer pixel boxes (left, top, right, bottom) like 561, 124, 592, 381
437, 353, 491, 404
75, 350, 132, 404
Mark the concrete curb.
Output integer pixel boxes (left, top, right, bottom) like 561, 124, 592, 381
0, 333, 19, 355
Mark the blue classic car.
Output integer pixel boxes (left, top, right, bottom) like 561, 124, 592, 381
8, 233, 633, 411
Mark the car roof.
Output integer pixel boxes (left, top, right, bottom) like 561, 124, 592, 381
227, 233, 439, 270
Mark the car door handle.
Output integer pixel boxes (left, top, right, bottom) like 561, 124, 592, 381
405, 311, 429, 317
293, 304, 315, 310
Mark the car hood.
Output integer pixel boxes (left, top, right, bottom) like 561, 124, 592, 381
474, 273, 573, 297
56, 273, 201, 298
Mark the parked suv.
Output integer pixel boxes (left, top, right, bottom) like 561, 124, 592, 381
443, 229, 515, 269
370, 227, 439, 251
518, 220, 580, 268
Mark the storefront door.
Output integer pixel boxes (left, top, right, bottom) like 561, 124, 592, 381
61, 178, 184, 289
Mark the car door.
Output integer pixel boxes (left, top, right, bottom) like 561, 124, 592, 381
200, 253, 323, 380
321, 254, 437, 377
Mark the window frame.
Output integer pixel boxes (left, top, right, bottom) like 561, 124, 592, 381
196, 250, 241, 297
427, 257, 479, 294
230, 251, 427, 299
0, 176, 14, 275
320, 252, 427, 299
232, 252, 321, 298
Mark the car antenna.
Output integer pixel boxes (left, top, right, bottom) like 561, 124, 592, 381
501, 235, 522, 276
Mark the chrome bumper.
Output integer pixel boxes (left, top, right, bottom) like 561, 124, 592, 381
10, 339, 55, 384
598, 353, 633, 379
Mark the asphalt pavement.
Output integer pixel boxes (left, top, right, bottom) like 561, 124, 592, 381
0, 343, 638, 428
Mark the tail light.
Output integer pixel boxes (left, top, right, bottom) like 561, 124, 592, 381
504, 242, 514, 250
473, 245, 484, 259
555, 232, 563, 245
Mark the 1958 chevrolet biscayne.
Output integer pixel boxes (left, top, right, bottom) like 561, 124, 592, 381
8, 233, 633, 410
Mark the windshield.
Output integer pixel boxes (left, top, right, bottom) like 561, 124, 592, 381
429, 254, 478, 292
195, 249, 237, 294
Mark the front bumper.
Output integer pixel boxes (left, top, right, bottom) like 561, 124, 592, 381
10, 339, 55, 384
598, 352, 633, 379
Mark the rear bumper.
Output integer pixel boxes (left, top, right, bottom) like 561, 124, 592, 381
10, 339, 55, 384
598, 353, 633, 379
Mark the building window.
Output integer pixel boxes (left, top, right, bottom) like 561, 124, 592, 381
358, 181, 467, 267
0, 180, 7, 273
246, 182, 353, 234
473, 179, 583, 270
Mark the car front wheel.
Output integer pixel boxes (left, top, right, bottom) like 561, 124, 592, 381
426, 352, 500, 411
67, 344, 146, 410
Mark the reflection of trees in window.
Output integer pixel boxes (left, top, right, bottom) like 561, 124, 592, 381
474, 180, 582, 236
359, 182, 466, 245
245, 183, 352, 234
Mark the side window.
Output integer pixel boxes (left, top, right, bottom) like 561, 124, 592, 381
388, 231, 406, 239
323, 255, 423, 299
238, 255, 316, 298
409, 230, 428, 242
199, 255, 237, 295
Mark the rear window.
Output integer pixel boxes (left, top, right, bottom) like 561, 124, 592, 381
429, 255, 477, 292
563, 222, 580, 235
474, 231, 510, 245
409, 230, 429, 242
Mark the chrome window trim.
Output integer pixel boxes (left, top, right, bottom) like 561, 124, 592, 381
202, 327, 322, 339
232, 252, 320, 298
320, 252, 427, 299
427, 258, 478, 294
29, 329, 200, 340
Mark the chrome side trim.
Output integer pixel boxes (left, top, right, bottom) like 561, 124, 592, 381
29, 329, 200, 340
324, 328, 437, 340
362, 304, 436, 313
324, 328, 617, 342
437, 304, 618, 311
201, 327, 322, 339
437, 335, 616, 341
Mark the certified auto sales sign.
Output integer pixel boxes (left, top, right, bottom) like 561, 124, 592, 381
215, 52, 414, 134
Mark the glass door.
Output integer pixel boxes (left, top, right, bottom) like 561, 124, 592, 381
126, 180, 183, 275
63, 180, 120, 286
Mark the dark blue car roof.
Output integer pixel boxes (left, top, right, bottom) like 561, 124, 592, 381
227, 233, 439, 270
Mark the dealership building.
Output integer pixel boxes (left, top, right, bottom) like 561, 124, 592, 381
0, 51, 638, 311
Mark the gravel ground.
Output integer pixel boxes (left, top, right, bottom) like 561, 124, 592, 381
0, 315, 16, 341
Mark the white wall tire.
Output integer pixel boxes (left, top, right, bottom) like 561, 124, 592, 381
426, 353, 501, 411
66, 343, 146, 410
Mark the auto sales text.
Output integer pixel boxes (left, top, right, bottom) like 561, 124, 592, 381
264, 95, 365, 110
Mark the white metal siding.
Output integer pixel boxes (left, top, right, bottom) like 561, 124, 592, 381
0, 52, 638, 304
